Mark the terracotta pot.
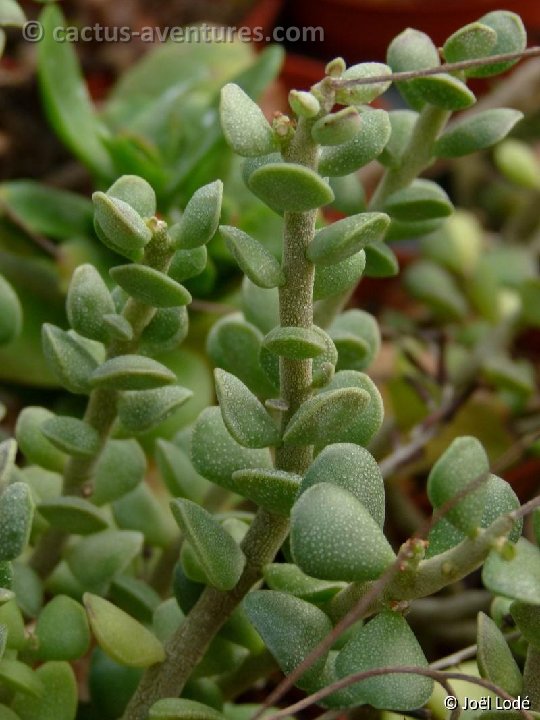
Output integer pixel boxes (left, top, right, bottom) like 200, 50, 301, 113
286, 0, 540, 63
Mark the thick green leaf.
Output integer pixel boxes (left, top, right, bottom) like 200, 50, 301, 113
291, 483, 395, 582
93, 193, 151, 261
140, 306, 189, 356
169, 247, 208, 283
11, 562, 42, 619
428, 436, 489, 534
320, 371, 384, 446
84, 593, 165, 668
0, 659, 43, 697
0, 439, 16, 492
66, 265, 115, 343
434, 109, 523, 158
405, 260, 468, 320
207, 314, 276, 398
312, 108, 362, 146
387, 28, 440, 110
118, 385, 192, 433
112, 483, 176, 549
313, 251, 365, 301
38, 497, 108, 535
494, 139, 540, 190
511, 602, 540, 650
66, 530, 144, 594
231, 468, 301, 515
477, 611, 522, 696
37, 5, 112, 177
107, 175, 156, 218
155, 440, 208, 503
466, 11, 527, 78
220, 83, 275, 157
413, 74, 476, 110
40, 416, 100, 457
42, 324, 98, 395
329, 309, 380, 372
248, 163, 334, 213
0, 483, 34, 562
244, 590, 332, 689
335, 611, 433, 710
149, 698, 224, 720
283, 387, 370, 446
384, 180, 453, 221
319, 110, 391, 176
36, 595, 90, 661
364, 242, 399, 278
169, 181, 223, 249
263, 326, 326, 360
301, 443, 384, 527
0, 275, 22, 345
12, 661, 77, 720
215, 369, 279, 448
483, 538, 540, 604
289, 89, 320, 118
443, 22, 497, 63
170, 499, 245, 591
191, 407, 272, 491
329, 174, 366, 214
263, 563, 345, 603
308, 213, 390, 267
110, 575, 161, 625
335, 63, 391, 105
90, 355, 176, 390
379, 110, 418, 168
111, 265, 191, 308
91, 439, 146, 505
220, 226, 284, 289
241, 278, 279, 335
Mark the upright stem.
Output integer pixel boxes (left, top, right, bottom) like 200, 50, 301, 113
123, 117, 320, 720
30, 227, 175, 578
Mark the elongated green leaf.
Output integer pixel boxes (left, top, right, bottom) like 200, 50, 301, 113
477, 611, 522, 696
443, 22, 497, 63
66, 265, 115, 342
384, 180, 453, 221
38, 498, 108, 535
335, 611, 433, 710
170, 499, 245, 591
66, 530, 144, 594
308, 213, 390, 266
93, 193, 151, 261
0, 483, 34, 562
301, 443, 384, 527
191, 407, 272, 491
313, 251, 366, 301
90, 355, 176, 390
0, 439, 16, 492
284, 387, 370, 446
231, 468, 301, 515
494, 139, 540, 190
92, 439, 146, 505
329, 309, 380, 372
155, 440, 208, 503
140, 306, 189, 356
118, 386, 192, 433
263, 326, 326, 360
289, 89, 320, 118
169, 181, 223, 249
36, 595, 90, 661
149, 698, 225, 720
248, 163, 334, 213
0, 659, 43, 697
466, 11, 527, 78
312, 107, 362, 146
413, 74, 476, 110
37, 5, 112, 177
404, 260, 468, 320
241, 278, 279, 335
511, 602, 540, 650
379, 110, 418, 168
110, 265, 191, 308
84, 593, 165, 668
12, 661, 77, 720
112, 484, 176, 549
263, 564, 345, 603
434, 109, 524, 158
111, 575, 160, 625
220, 83, 275, 157
107, 175, 156, 218
40, 416, 100, 457
169, 247, 208, 283
220, 226, 284, 289
0, 275, 22, 345
291, 483, 395, 582
215, 369, 279, 448
319, 371, 384, 446
428, 436, 489, 534
387, 28, 440, 110
319, 110, 391, 176
42, 325, 98, 395
364, 242, 399, 278
329, 174, 366, 214
244, 590, 332, 689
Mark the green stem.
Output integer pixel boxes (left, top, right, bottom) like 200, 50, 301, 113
29, 228, 175, 579
122, 117, 320, 720
369, 105, 451, 209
